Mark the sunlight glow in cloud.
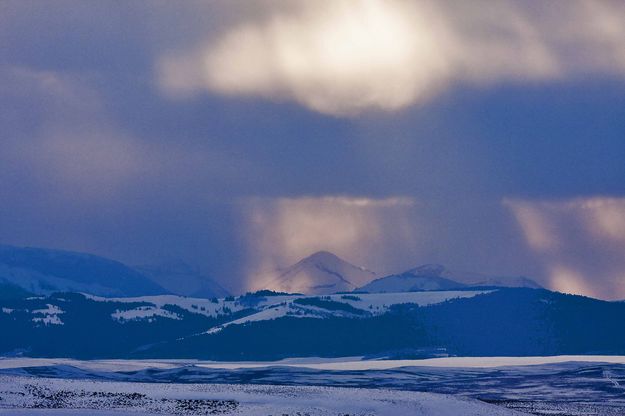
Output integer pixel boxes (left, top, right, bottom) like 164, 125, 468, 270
549, 264, 595, 298
240, 196, 418, 289
505, 197, 625, 299
158, 0, 625, 116
504, 201, 560, 252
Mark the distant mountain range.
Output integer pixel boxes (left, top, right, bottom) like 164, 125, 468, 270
0, 244, 543, 300
358, 264, 465, 292
0, 244, 166, 297
4, 244, 618, 361
358, 263, 542, 293
0, 244, 228, 299
253, 252, 542, 295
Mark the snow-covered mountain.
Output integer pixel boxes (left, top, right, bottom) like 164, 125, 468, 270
254, 251, 376, 295
358, 264, 543, 293
0, 244, 168, 297
135, 260, 230, 299
357, 264, 465, 293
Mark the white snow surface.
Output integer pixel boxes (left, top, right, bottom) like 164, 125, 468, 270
31, 304, 64, 325
0, 374, 525, 415
111, 306, 181, 322
3, 355, 625, 372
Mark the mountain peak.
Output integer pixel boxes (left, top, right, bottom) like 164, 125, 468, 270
301, 251, 341, 263
255, 251, 376, 295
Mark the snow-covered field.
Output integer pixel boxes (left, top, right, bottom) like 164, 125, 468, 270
3, 355, 625, 371
3, 356, 625, 415
0, 375, 523, 416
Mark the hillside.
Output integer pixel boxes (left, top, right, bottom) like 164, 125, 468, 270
0, 244, 167, 297
2, 287, 625, 360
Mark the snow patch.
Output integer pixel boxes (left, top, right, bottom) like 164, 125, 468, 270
31, 304, 64, 325
111, 306, 182, 322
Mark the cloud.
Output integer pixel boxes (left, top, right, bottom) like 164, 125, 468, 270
0, 67, 154, 201
1, 66, 257, 203
157, 0, 625, 116
239, 196, 419, 288
505, 197, 625, 300
504, 199, 560, 251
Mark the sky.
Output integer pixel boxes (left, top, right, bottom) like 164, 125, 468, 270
1, 0, 625, 299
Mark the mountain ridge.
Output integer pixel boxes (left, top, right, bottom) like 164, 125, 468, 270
358, 263, 542, 293
0, 244, 168, 297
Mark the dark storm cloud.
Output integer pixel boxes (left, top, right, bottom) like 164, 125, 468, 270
1, 1, 625, 297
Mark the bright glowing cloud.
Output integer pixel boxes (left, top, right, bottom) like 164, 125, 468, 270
579, 198, 625, 244
240, 196, 419, 289
549, 264, 594, 298
158, 0, 625, 116
504, 200, 560, 252
505, 197, 625, 300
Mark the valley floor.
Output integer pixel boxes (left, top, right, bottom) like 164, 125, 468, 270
0, 375, 521, 416
2, 356, 625, 415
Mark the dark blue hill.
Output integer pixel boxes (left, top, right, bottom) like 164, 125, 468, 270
2, 288, 625, 360
0, 244, 167, 296
141, 289, 625, 360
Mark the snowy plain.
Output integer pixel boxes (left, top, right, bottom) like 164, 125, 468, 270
3, 355, 625, 371
0, 374, 525, 416
3, 356, 625, 415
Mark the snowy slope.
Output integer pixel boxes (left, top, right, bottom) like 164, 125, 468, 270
201, 290, 490, 334
85, 290, 489, 329
0, 244, 167, 297
84, 293, 253, 320
253, 251, 376, 295
83, 290, 489, 331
